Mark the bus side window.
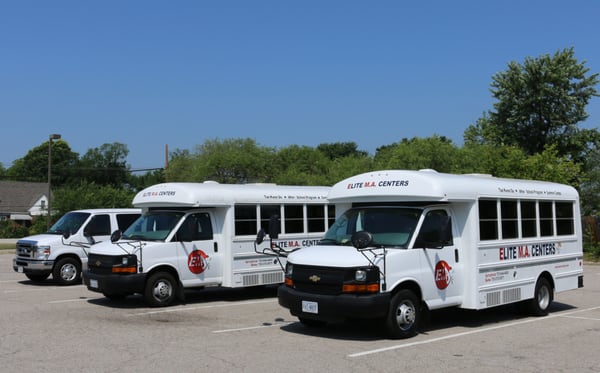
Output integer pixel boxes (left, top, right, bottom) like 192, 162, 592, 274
414, 210, 453, 248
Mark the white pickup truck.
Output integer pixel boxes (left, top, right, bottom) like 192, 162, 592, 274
13, 208, 140, 285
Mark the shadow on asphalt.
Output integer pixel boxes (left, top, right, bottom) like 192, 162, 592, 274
279, 301, 577, 341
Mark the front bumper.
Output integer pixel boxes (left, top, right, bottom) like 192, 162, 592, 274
277, 285, 390, 322
13, 257, 54, 275
83, 270, 146, 296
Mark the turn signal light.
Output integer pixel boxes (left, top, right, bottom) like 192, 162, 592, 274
342, 283, 379, 293
112, 266, 137, 274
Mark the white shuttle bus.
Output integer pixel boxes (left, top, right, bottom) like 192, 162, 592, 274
83, 182, 333, 306
278, 170, 584, 338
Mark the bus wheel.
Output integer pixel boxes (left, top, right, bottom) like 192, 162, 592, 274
527, 277, 553, 316
144, 272, 177, 307
385, 289, 420, 339
53, 257, 81, 285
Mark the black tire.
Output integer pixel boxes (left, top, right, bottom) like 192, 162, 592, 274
144, 272, 178, 307
526, 277, 553, 316
53, 257, 82, 286
25, 273, 50, 282
385, 289, 420, 339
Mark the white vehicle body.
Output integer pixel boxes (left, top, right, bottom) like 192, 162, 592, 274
83, 182, 333, 306
13, 208, 141, 285
278, 170, 584, 338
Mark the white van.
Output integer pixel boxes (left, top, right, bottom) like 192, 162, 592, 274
13, 209, 141, 285
83, 182, 333, 306
277, 170, 584, 338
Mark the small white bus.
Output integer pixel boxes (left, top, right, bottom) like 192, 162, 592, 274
278, 169, 584, 338
83, 182, 332, 306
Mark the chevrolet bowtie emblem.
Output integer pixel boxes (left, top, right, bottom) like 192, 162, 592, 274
95, 260, 101, 266
308, 275, 321, 282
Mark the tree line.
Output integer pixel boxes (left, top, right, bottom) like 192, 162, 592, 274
2, 47, 600, 254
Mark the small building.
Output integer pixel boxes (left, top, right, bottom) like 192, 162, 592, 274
0, 181, 48, 223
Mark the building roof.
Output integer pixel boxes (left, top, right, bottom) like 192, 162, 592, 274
0, 181, 48, 214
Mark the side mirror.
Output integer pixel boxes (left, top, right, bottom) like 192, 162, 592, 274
268, 215, 280, 240
255, 229, 266, 245
110, 230, 122, 243
62, 231, 71, 239
351, 231, 373, 249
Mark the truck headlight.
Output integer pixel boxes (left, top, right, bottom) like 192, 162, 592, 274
33, 246, 51, 260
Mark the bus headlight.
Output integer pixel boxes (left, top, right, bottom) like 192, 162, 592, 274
355, 269, 367, 282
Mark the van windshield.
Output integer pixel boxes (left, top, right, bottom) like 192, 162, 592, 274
321, 207, 421, 247
122, 211, 184, 242
47, 212, 91, 236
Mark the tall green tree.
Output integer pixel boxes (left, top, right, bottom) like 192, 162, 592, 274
316, 142, 368, 160
374, 135, 458, 172
169, 138, 275, 183
272, 145, 332, 185
464, 48, 600, 162
6, 140, 79, 186
78, 142, 130, 186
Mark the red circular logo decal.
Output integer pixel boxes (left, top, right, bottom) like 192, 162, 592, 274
434, 260, 452, 289
188, 250, 209, 274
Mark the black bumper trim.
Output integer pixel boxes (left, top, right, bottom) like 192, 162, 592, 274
277, 285, 390, 322
83, 270, 146, 295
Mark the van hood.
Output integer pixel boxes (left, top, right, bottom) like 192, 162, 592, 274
89, 240, 156, 255
287, 245, 376, 267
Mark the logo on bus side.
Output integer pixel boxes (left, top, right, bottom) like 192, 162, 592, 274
434, 260, 453, 289
188, 250, 209, 274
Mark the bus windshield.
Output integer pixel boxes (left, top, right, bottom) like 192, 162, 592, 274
321, 207, 421, 247
122, 211, 185, 242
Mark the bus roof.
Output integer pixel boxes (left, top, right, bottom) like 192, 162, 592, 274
327, 169, 579, 203
132, 182, 330, 208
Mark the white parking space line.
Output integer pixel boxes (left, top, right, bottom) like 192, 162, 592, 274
348, 305, 600, 358
213, 321, 293, 334
126, 298, 277, 316
48, 298, 91, 304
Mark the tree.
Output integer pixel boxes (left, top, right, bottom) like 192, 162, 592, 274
272, 145, 332, 185
374, 136, 458, 172
78, 143, 130, 186
52, 181, 135, 215
6, 140, 79, 186
171, 138, 275, 183
464, 48, 600, 163
316, 142, 369, 160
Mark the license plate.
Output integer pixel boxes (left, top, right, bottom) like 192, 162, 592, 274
17, 266, 23, 273
90, 279, 98, 288
302, 300, 318, 314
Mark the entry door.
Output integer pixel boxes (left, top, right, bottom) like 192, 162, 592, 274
416, 209, 463, 306
175, 212, 222, 285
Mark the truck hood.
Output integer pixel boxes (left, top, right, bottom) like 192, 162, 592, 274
17, 234, 63, 246
287, 245, 376, 267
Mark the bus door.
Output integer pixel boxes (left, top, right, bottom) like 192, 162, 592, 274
175, 212, 223, 285
414, 209, 463, 305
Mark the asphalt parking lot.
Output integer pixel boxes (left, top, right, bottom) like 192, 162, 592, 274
1, 251, 599, 372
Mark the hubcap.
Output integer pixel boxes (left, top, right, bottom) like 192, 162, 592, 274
61, 264, 77, 281
396, 301, 416, 331
153, 280, 172, 301
538, 285, 550, 310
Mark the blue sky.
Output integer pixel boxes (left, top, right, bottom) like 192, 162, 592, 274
2, 1, 599, 171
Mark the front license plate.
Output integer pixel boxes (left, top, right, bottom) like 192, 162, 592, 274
302, 300, 318, 314
90, 279, 98, 288
17, 266, 23, 273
